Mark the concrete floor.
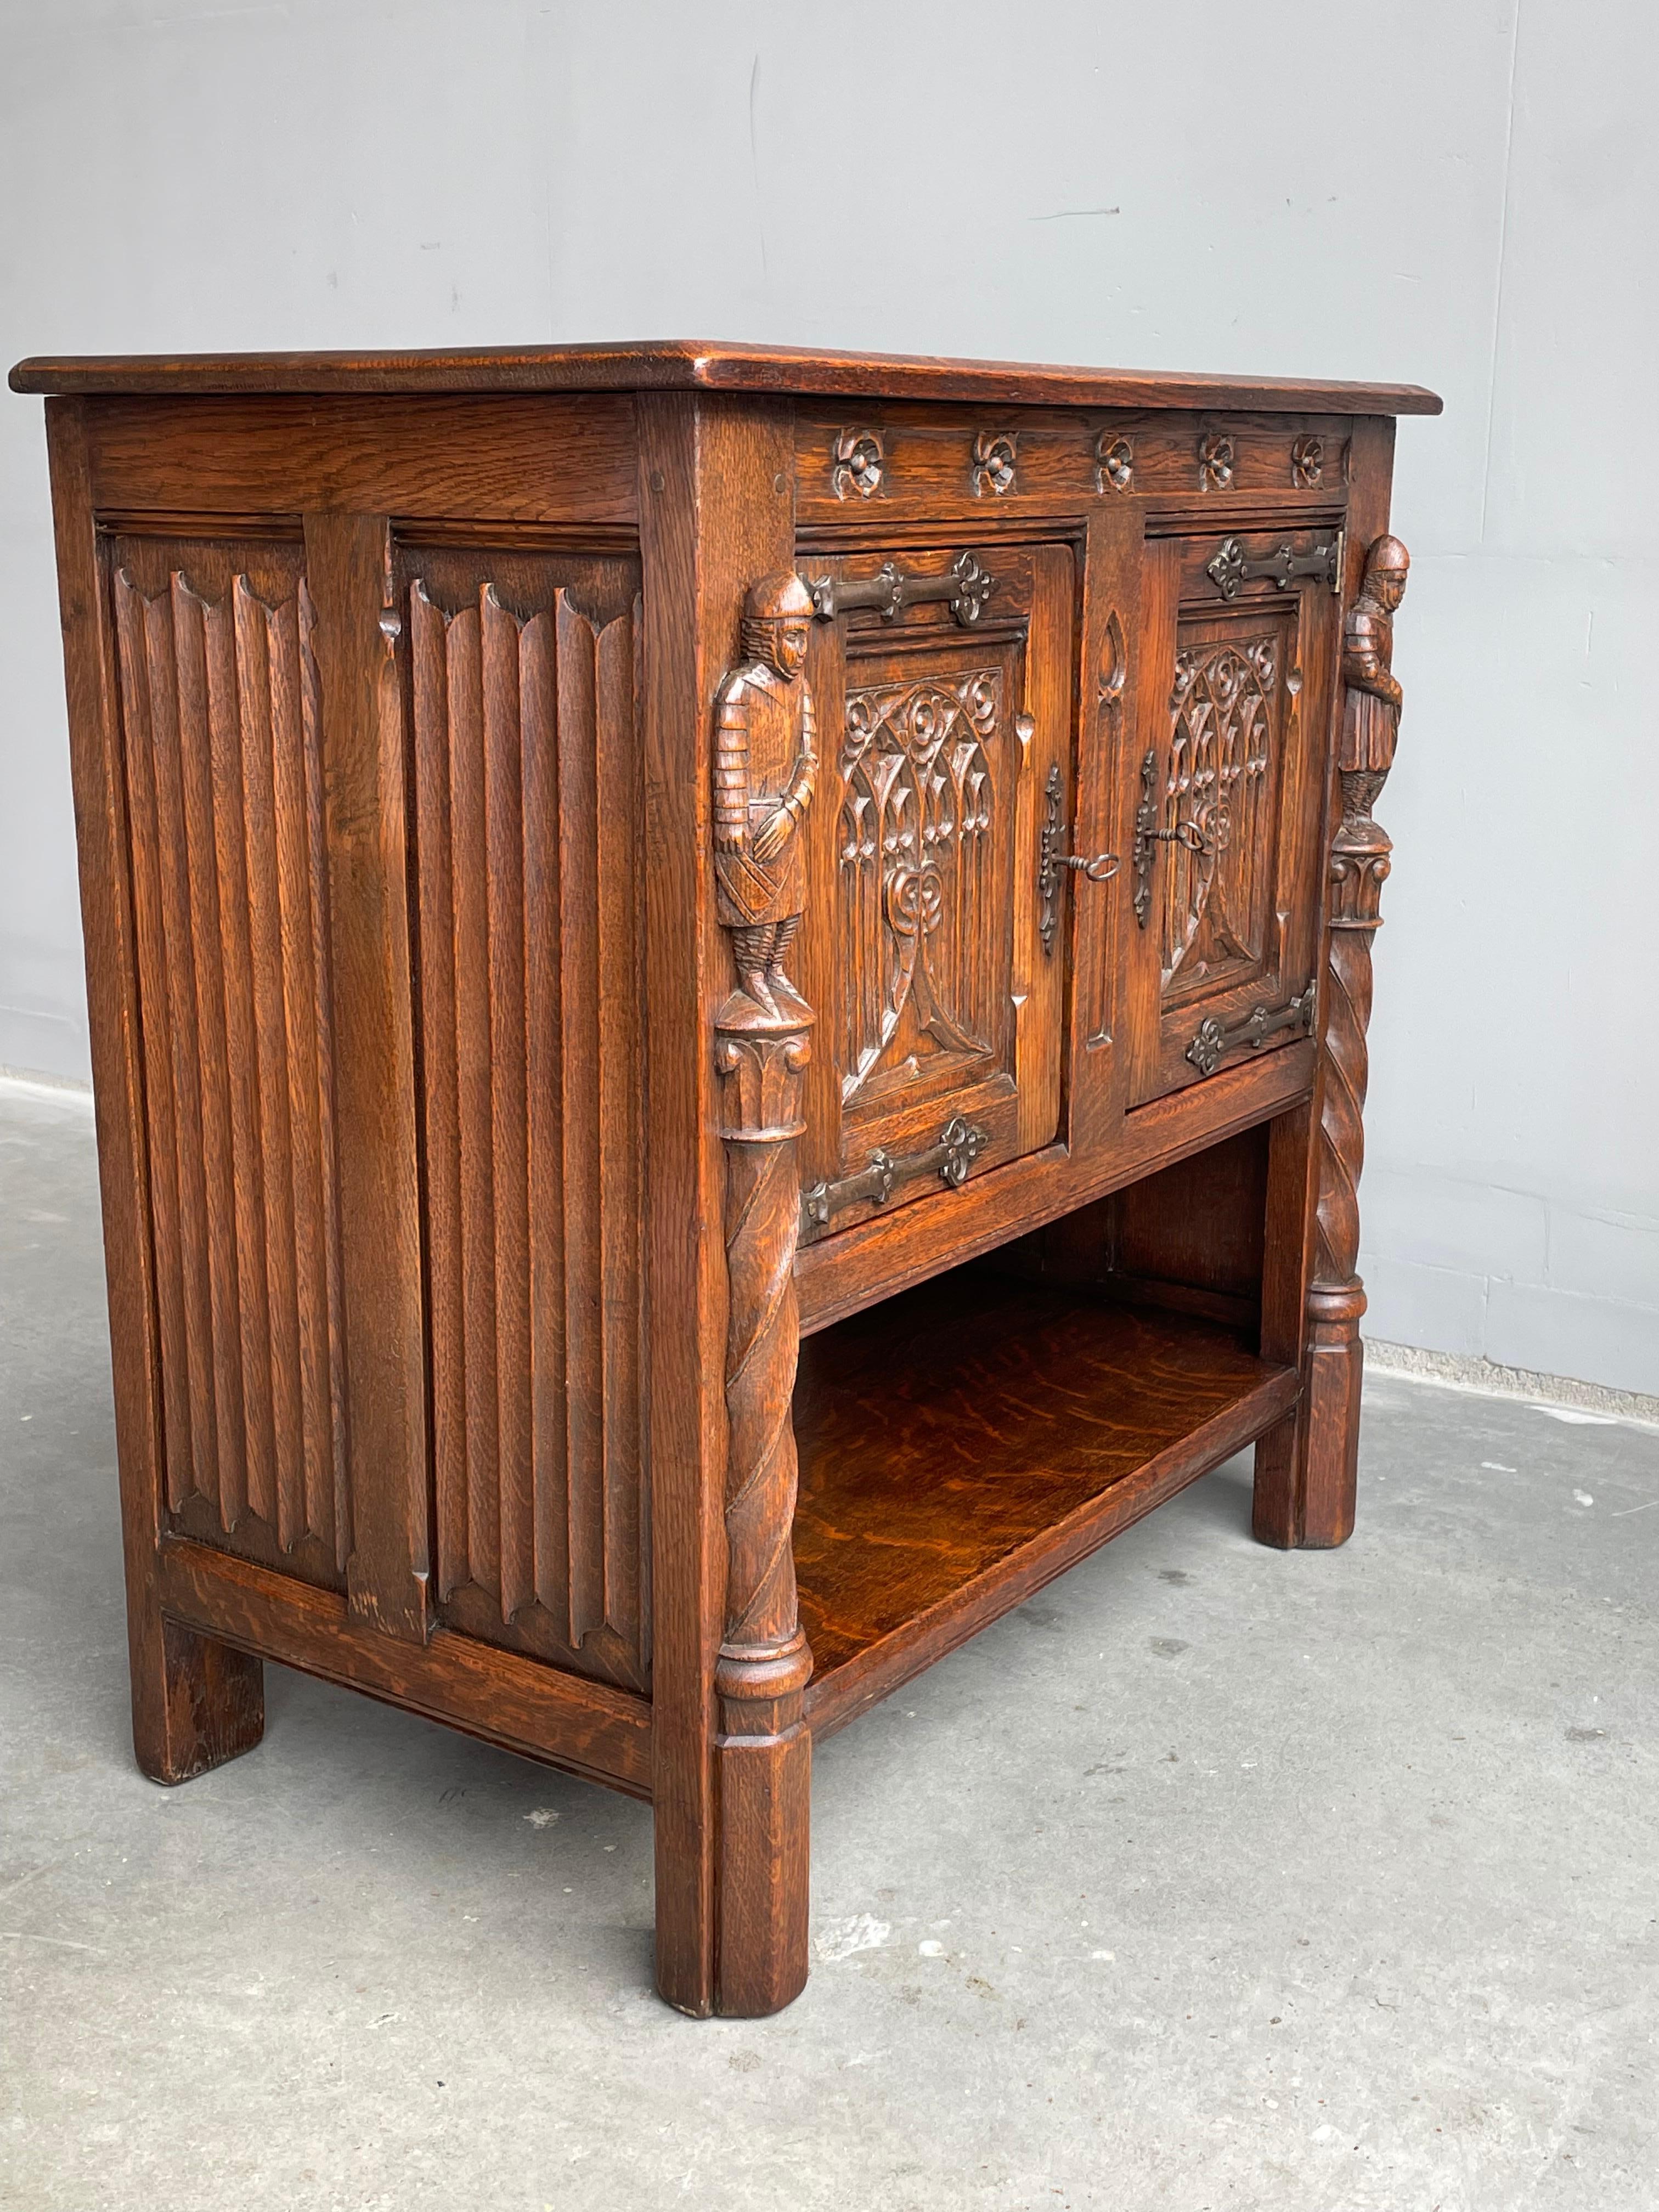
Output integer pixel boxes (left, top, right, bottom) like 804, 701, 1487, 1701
1, 1080, 1655, 2212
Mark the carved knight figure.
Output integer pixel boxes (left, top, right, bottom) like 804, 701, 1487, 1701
713, 571, 817, 1015
1339, 535, 1410, 809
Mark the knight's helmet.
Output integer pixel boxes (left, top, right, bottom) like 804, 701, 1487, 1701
742, 570, 814, 669
1364, 535, 1410, 593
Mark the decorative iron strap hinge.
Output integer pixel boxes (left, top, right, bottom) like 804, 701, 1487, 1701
1039, 762, 1119, 956
1184, 984, 1317, 1077
799, 1114, 989, 1242
804, 549, 997, 627
1206, 530, 1343, 601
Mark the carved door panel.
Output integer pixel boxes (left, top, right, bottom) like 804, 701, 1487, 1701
398, 541, 648, 1690
794, 543, 1074, 1241
106, 533, 351, 1592
1127, 526, 1339, 1105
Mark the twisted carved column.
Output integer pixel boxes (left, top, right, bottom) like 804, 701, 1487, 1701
1291, 528, 1411, 1547
712, 986, 814, 2015
707, 569, 819, 2015
714, 992, 814, 1716
1301, 779, 1393, 1533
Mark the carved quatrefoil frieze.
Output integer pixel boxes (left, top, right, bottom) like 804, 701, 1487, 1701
1095, 433, 1134, 493
831, 428, 884, 499
972, 432, 1018, 496
1198, 433, 1235, 490
1290, 434, 1324, 488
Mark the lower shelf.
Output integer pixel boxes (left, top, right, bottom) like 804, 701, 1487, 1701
794, 1268, 1299, 1739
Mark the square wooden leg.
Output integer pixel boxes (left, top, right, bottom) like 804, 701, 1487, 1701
713, 1699, 811, 2018
129, 1600, 265, 1786
1252, 1318, 1362, 1553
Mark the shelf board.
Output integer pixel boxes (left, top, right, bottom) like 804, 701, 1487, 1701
795, 1270, 1298, 1739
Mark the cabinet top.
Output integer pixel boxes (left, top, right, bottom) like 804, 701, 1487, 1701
9, 337, 1442, 415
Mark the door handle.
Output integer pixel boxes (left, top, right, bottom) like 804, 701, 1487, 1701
1039, 762, 1119, 957
1131, 748, 1220, 928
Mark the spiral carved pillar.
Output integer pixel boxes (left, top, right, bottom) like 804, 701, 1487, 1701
704, 568, 820, 2015
1296, 781, 1393, 1545
1255, 530, 1409, 1551
712, 989, 814, 2015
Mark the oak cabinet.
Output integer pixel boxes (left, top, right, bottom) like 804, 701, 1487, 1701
12, 341, 1437, 2021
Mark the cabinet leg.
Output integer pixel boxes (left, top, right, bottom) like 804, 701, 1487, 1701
714, 1646, 811, 2017
1256, 719, 1402, 1552
129, 1601, 264, 1785
1252, 1297, 1362, 1552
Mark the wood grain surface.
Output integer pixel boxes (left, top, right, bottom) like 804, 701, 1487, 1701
794, 1266, 1297, 1728
11, 340, 1441, 416
157, 1539, 652, 1796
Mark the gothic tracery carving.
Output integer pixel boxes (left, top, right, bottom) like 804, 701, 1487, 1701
1161, 633, 1280, 991
838, 668, 1001, 1100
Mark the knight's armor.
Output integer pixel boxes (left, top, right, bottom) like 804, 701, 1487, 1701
1339, 537, 1409, 778
712, 572, 817, 1012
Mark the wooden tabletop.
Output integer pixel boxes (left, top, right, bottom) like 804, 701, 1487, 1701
9, 338, 1443, 414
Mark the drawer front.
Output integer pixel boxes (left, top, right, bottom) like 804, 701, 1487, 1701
794, 541, 1075, 1240
1128, 525, 1339, 1104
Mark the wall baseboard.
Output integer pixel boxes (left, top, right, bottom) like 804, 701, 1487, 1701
0, 1066, 95, 1100
1365, 1336, 1659, 1432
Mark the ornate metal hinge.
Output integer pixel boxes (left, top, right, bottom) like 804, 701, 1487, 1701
1206, 532, 1343, 601
799, 1114, 988, 1242
1038, 762, 1118, 956
1130, 748, 1209, 928
804, 549, 997, 628
1184, 984, 1316, 1077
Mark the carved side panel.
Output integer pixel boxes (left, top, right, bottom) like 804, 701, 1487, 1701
1160, 620, 1291, 1002
407, 561, 644, 1685
110, 550, 347, 1579
838, 668, 1003, 1104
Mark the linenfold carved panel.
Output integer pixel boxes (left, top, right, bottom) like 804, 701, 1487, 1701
111, 554, 347, 1573
837, 668, 1003, 1105
408, 566, 643, 1683
1160, 628, 1286, 1000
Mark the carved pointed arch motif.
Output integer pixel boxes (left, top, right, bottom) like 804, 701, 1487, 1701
1160, 630, 1283, 994
406, 567, 644, 1684
1084, 610, 1128, 1047
111, 557, 348, 1570
837, 668, 1001, 1101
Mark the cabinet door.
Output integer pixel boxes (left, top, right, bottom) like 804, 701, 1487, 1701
1127, 526, 1339, 1104
106, 532, 350, 1589
399, 540, 648, 1690
795, 542, 1075, 1241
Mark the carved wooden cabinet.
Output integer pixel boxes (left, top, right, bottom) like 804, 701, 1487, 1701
13, 342, 1437, 2018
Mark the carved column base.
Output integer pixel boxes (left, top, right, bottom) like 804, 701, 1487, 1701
714, 1629, 812, 2017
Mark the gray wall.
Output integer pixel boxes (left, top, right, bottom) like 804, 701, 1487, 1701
2, 0, 1654, 1390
